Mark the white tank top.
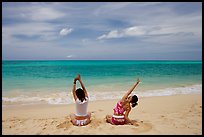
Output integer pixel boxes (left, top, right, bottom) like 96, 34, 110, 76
75, 97, 88, 116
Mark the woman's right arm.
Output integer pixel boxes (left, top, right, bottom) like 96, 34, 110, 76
72, 78, 77, 101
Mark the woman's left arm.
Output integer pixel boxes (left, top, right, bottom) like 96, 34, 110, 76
121, 78, 140, 101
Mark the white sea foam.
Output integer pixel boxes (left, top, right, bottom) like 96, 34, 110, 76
2, 84, 202, 106
138, 84, 202, 97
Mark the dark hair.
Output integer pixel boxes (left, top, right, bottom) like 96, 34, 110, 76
76, 88, 86, 102
130, 95, 138, 108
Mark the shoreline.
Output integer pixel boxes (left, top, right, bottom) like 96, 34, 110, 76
2, 93, 202, 135
2, 84, 202, 106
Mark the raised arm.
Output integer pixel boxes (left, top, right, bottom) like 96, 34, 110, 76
78, 75, 88, 98
72, 77, 77, 101
122, 78, 140, 101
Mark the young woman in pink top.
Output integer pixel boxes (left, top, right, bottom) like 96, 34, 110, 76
106, 78, 140, 125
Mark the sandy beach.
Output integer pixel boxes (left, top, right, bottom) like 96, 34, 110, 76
2, 93, 202, 135
2, 1, 202, 135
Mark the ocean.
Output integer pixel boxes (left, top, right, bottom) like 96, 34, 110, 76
2, 60, 202, 106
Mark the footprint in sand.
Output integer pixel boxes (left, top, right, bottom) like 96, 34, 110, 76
56, 120, 71, 129
50, 120, 57, 125
160, 115, 165, 118
98, 109, 103, 112
64, 116, 70, 120
131, 120, 152, 133
89, 118, 103, 128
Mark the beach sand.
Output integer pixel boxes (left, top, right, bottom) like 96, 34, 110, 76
2, 93, 202, 135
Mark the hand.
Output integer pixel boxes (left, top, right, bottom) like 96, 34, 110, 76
137, 78, 140, 83
77, 74, 81, 80
75, 74, 81, 81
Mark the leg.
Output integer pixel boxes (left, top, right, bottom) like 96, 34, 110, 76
106, 114, 115, 125
69, 113, 78, 126
70, 112, 92, 126
87, 112, 91, 119
83, 112, 91, 126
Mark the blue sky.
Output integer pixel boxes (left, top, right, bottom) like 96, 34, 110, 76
2, 2, 202, 60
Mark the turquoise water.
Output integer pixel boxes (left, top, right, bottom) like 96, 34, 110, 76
2, 60, 202, 105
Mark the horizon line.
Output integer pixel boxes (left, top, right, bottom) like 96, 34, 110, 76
2, 59, 202, 61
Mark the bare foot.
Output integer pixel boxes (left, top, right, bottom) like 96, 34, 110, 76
133, 122, 139, 126
131, 120, 139, 126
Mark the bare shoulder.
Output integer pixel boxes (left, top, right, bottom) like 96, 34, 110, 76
123, 102, 131, 110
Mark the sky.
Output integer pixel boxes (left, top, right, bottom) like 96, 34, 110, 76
2, 2, 202, 60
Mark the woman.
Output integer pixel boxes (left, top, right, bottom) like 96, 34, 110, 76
70, 74, 91, 126
106, 78, 140, 125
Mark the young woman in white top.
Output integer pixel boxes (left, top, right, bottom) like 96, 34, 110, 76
69, 74, 91, 126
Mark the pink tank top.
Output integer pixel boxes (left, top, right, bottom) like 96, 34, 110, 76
113, 101, 125, 115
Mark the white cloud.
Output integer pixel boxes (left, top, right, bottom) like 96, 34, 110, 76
97, 26, 148, 40
59, 27, 73, 36
97, 25, 199, 40
94, 2, 161, 16
97, 30, 123, 40
29, 7, 65, 21
66, 55, 73, 58
3, 22, 59, 41
3, 4, 65, 22
94, 2, 133, 16
123, 26, 147, 36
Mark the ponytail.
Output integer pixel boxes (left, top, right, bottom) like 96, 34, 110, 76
132, 102, 138, 108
